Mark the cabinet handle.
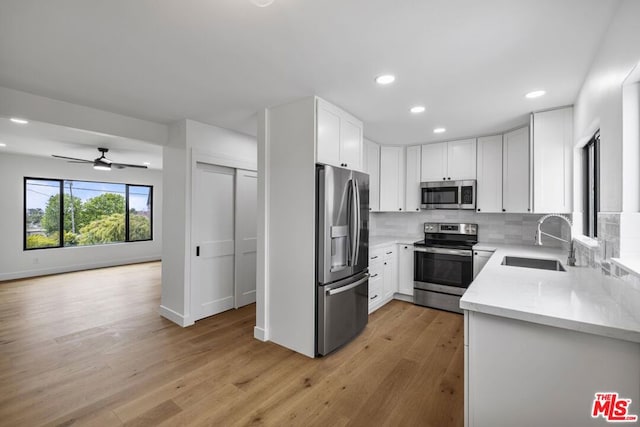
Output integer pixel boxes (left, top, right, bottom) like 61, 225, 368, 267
371, 273, 379, 278
442, 177, 446, 181
404, 246, 408, 249
370, 295, 378, 300
399, 208, 402, 211
477, 209, 481, 212
448, 177, 451, 180
416, 208, 419, 211
474, 252, 478, 255
384, 262, 387, 265
502, 209, 506, 212
371, 256, 378, 259
528, 208, 531, 212
386, 251, 393, 255
196, 246, 200, 256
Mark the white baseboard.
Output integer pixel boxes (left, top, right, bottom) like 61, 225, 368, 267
0, 255, 161, 282
159, 305, 194, 327
393, 293, 414, 303
254, 326, 267, 341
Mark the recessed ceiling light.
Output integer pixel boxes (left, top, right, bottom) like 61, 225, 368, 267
433, 127, 446, 134
251, 0, 274, 7
410, 106, 426, 114
143, 162, 151, 166
375, 74, 395, 85
10, 117, 29, 124
0, 143, 6, 147
525, 90, 546, 99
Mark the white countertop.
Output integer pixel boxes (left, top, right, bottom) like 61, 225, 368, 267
461, 243, 640, 343
369, 235, 419, 249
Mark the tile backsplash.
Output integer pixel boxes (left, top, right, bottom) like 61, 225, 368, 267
370, 211, 566, 247
573, 212, 640, 316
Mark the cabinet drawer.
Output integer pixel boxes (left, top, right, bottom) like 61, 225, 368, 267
368, 275, 383, 306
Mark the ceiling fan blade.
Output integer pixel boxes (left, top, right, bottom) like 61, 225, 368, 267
52, 154, 92, 162
111, 163, 148, 169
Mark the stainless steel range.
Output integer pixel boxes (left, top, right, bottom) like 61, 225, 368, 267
413, 223, 478, 314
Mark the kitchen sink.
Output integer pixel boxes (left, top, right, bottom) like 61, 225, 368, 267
501, 256, 566, 272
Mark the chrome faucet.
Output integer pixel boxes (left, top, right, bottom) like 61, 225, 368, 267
536, 214, 576, 267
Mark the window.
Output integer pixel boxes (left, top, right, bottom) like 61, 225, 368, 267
24, 178, 153, 250
582, 131, 600, 238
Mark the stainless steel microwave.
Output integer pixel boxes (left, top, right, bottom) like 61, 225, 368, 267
420, 180, 476, 210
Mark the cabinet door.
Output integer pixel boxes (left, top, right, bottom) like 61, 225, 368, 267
340, 115, 363, 171
364, 139, 380, 212
421, 142, 447, 182
316, 99, 341, 166
473, 250, 494, 279
532, 107, 573, 213
405, 145, 422, 212
476, 135, 503, 213
503, 126, 530, 213
397, 244, 414, 295
447, 139, 477, 181
380, 146, 405, 211
382, 249, 397, 300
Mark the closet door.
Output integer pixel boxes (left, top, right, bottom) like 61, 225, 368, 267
235, 169, 258, 308
192, 162, 235, 321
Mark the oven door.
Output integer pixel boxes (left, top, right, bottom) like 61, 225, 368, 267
420, 183, 459, 209
414, 247, 473, 290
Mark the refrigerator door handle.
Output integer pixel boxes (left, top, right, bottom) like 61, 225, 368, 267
327, 274, 369, 296
353, 178, 361, 264
349, 178, 358, 266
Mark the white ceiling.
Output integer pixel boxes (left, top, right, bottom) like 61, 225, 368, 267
0, 118, 162, 169
0, 0, 620, 145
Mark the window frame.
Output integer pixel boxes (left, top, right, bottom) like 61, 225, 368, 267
23, 177, 153, 251
582, 131, 600, 238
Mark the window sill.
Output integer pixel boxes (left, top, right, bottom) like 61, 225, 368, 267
573, 234, 599, 249
611, 257, 640, 278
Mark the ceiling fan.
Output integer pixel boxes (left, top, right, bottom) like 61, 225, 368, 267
52, 147, 148, 171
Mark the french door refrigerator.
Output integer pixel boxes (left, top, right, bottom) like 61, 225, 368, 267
316, 164, 369, 356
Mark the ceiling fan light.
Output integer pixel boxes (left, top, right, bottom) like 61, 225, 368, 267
93, 162, 111, 171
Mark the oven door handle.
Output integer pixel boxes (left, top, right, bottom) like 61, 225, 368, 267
414, 247, 472, 257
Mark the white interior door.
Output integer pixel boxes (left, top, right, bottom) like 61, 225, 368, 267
192, 162, 235, 321
234, 169, 257, 308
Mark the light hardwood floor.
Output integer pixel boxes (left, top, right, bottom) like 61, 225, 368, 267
0, 262, 464, 426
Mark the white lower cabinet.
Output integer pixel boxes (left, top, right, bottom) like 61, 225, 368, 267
382, 247, 397, 300
472, 249, 494, 279
368, 260, 383, 312
397, 244, 414, 296
369, 245, 398, 313
466, 310, 640, 427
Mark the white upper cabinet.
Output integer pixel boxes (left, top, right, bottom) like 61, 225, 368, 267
405, 145, 422, 212
503, 126, 531, 213
420, 142, 447, 181
476, 135, 503, 213
380, 146, 405, 211
316, 98, 363, 171
364, 139, 380, 212
531, 107, 573, 213
421, 139, 477, 182
447, 139, 477, 181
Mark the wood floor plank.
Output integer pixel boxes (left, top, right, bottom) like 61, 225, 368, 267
0, 263, 464, 426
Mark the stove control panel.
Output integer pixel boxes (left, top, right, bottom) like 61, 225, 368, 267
424, 223, 478, 236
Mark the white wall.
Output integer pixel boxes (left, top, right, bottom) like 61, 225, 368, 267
573, 0, 640, 213
0, 152, 162, 281
160, 119, 257, 327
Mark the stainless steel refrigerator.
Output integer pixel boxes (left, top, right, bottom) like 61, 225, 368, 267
316, 164, 369, 356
